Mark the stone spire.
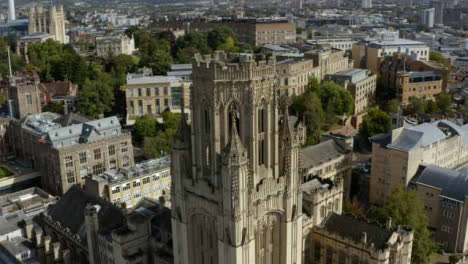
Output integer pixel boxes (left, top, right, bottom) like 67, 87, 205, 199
279, 96, 294, 148
173, 100, 191, 150
223, 117, 247, 166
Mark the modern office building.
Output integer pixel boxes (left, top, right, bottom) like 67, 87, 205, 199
396, 71, 443, 105
431, 0, 448, 25
8, 0, 15, 21
361, 0, 372, 8
421, 8, 435, 28
369, 120, 468, 205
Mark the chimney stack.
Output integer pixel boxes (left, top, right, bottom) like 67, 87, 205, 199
386, 217, 392, 230
8, 0, 16, 21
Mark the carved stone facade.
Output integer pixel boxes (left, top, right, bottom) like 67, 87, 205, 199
171, 51, 303, 264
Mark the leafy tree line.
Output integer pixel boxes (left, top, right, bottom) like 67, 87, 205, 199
363, 187, 437, 264
133, 112, 181, 159
405, 93, 453, 116
24, 39, 141, 118
125, 25, 253, 69
291, 79, 353, 145
358, 107, 391, 148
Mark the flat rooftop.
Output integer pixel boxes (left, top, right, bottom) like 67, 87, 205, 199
330, 68, 373, 84
126, 75, 183, 85
99, 156, 170, 184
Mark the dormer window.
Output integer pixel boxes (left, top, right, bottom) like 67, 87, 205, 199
55, 132, 58, 137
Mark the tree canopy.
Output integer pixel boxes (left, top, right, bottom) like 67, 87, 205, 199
42, 102, 65, 114
0, 37, 25, 78
291, 79, 353, 145
75, 69, 115, 118
27, 39, 88, 86
405, 94, 453, 116
371, 187, 437, 264
358, 107, 391, 146
134, 112, 181, 159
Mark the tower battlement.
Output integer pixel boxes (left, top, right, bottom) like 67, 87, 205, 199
193, 51, 276, 81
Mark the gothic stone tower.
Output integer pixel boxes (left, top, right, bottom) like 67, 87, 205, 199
171, 51, 303, 264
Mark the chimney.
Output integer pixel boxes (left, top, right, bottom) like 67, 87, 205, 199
386, 217, 392, 230
35, 228, 43, 247
63, 249, 71, 264
25, 220, 34, 239
8, 0, 15, 21
53, 242, 61, 260
44, 236, 52, 254
361, 232, 367, 244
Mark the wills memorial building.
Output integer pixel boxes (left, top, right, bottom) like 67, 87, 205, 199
171, 51, 304, 264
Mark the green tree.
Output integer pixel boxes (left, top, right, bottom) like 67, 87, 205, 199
27, 40, 88, 86
429, 51, 451, 70
140, 39, 173, 75
0, 37, 25, 78
358, 108, 391, 146
429, 51, 452, 78
143, 129, 176, 159
291, 88, 325, 145
406, 97, 426, 115
312, 81, 354, 116
134, 115, 159, 142
76, 76, 115, 118
385, 99, 400, 114
425, 99, 439, 114
109, 54, 136, 76
207, 26, 238, 51
161, 111, 181, 131
0, 91, 6, 107
435, 93, 453, 115
449, 254, 462, 264
383, 187, 437, 264
42, 102, 65, 114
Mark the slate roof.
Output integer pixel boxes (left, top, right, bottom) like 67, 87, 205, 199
321, 213, 393, 250
300, 139, 348, 169
412, 164, 468, 202
388, 121, 464, 151
46, 186, 126, 244
55, 113, 92, 127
